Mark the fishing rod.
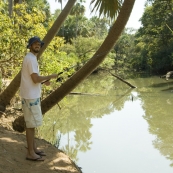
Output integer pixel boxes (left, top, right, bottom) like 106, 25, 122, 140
41, 49, 113, 84
41, 64, 81, 84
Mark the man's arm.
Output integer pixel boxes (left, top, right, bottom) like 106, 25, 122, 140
31, 73, 58, 84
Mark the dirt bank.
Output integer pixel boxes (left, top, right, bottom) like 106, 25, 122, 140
0, 113, 82, 173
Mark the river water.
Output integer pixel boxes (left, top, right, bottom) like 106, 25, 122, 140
38, 73, 173, 173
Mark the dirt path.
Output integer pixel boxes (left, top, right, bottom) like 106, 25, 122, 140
0, 115, 82, 173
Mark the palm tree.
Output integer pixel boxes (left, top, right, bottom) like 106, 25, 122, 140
0, 0, 77, 112
57, 0, 64, 36
57, 0, 64, 11
0, 0, 135, 114
41, 0, 136, 114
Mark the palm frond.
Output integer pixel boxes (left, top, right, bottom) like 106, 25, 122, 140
90, 0, 123, 19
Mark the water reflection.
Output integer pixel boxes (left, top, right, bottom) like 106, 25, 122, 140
38, 74, 173, 172
38, 74, 132, 156
134, 77, 173, 167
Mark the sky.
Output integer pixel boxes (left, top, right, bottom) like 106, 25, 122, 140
47, 0, 146, 29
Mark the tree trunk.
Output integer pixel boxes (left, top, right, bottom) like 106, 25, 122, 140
38, 0, 76, 58
41, 0, 136, 114
0, 0, 77, 112
8, 0, 13, 17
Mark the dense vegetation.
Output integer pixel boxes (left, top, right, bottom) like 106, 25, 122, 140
0, 0, 115, 94
116, 0, 173, 75
1, 0, 172, 85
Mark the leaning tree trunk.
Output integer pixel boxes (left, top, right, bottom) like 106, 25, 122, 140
0, 0, 76, 112
41, 0, 136, 114
37, 0, 76, 58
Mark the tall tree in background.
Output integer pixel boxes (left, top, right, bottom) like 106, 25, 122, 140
57, 2, 87, 42
70, 2, 85, 38
90, 16, 109, 38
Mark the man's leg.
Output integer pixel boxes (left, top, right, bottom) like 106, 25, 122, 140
33, 130, 46, 154
23, 98, 45, 160
26, 128, 44, 160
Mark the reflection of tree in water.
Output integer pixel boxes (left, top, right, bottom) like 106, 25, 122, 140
134, 77, 173, 166
111, 88, 133, 110
38, 74, 133, 161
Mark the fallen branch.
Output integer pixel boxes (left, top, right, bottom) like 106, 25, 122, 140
108, 71, 136, 88
69, 92, 101, 96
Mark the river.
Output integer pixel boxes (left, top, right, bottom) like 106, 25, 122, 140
38, 73, 173, 173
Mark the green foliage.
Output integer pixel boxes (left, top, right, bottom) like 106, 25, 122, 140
113, 29, 138, 77
0, 0, 116, 97
134, 0, 173, 73
89, 16, 110, 38
70, 2, 85, 16
60, 36, 115, 69
57, 8, 109, 43
58, 35, 115, 71
0, 2, 47, 78
0, 1, 75, 98
100, 52, 114, 69
39, 36, 79, 98
25, 0, 53, 28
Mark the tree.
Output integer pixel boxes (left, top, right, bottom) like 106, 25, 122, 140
90, 16, 109, 38
41, 0, 135, 114
134, 0, 173, 73
90, 0, 122, 19
0, 0, 77, 112
25, 0, 51, 27
114, 28, 137, 76
57, 2, 88, 43
0, 0, 135, 115
8, 0, 13, 17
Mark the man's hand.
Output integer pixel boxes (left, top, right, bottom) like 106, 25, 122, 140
41, 74, 59, 84
43, 80, 51, 86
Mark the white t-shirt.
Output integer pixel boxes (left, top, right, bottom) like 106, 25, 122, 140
20, 52, 41, 99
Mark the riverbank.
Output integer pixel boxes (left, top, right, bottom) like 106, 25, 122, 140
0, 111, 82, 173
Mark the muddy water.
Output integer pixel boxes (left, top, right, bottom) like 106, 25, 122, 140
38, 74, 173, 173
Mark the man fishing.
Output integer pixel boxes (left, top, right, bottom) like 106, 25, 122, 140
20, 36, 58, 161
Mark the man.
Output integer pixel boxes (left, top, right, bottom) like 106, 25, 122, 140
20, 36, 58, 161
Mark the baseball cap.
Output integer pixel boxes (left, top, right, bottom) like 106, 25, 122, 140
27, 36, 44, 48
